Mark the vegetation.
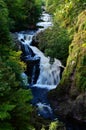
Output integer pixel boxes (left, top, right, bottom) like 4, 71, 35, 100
41, 121, 65, 130
4, 0, 42, 31
38, 0, 86, 91
1, 0, 86, 129
38, 0, 86, 66
46, 0, 86, 123
0, 0, 42, 129
60, 11, 86, 92
38, 24, 70, 65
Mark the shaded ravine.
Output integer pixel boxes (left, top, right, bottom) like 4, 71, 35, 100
16, 11, 86, 130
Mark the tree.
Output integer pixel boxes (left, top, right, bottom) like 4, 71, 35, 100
4, 0, 42, 31
0, 0, 10, 45
0, 0, 34, 129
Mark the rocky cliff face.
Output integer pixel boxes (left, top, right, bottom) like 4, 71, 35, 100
48, 10, 86, 123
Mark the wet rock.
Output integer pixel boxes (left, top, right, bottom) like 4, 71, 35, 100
72, 93, 86, 122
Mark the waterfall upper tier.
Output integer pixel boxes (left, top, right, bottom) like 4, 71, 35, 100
36, 11, 53, 32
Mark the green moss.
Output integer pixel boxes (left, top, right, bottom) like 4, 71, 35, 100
60, 30, 86, 92
38, 24, 71, 65
60, 9, 86, 91
48, 11, 86, 104
76, 10, 86, 31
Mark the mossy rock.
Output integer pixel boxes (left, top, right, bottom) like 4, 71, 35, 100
48, 10, 86, 122
76, 10, 86, 31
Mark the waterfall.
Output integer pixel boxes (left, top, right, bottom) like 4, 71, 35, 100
18, 33, 62, 89
17, 11, 63, 119
37, 12, 53, 31
29, 46, 61, 87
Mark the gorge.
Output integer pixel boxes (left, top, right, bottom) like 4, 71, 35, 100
0, 0, 86, 130
17, 11, 86, 130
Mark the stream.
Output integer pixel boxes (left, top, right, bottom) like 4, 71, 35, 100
18, 11, 62, 119
16, 11, 86, 130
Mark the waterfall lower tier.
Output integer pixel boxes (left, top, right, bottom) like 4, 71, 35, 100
29, 46, 61, 86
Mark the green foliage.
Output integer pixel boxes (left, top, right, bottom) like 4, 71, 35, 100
49, 121, 59, 130
45, 0, 86, 36
4, 0, 42, 31
49, 121, 65, 130
1, 0, 86, 129
61, 30, 86, 91
0, 104, 15, 120
41, 121, 65, 130
10, 89, 33, 130
76, 10, 86, 31
0, 122, 13, 130
0, 1, 36, 129
38, 24, 70, 65
0, 52, 34, 129
0, 0, 11, 45
42, 3, 86, 117
42, 0, 86, 92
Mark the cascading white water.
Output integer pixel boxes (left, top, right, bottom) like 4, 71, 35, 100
29, 46, 61, 87
18, 33, 34, 45
18, 33, 62, 90
17, 10, 63, 89
17, 11, 63, 119
36, 11, 53, 33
